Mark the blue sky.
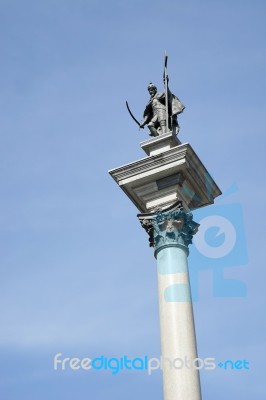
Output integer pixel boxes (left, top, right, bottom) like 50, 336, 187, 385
0, 0, 265, 399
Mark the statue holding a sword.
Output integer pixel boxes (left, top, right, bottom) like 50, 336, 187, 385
126, 52, 185, 137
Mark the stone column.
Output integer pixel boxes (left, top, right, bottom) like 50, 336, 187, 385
109, 137, 221, 399
139, 202, 202, 400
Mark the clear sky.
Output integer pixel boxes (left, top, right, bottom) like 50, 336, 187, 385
0, 0, 265, 399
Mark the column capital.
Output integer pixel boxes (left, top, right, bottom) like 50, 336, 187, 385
138, 201, 199, 257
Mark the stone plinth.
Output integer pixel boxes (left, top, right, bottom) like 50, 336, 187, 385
140, 131, 181, 156
109, 138, 221, 213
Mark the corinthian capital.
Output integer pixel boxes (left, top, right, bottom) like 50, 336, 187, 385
138, 201, 199, 257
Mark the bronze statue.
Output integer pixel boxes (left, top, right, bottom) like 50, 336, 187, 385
126, 53, 185, 137
140, 79, 185, 137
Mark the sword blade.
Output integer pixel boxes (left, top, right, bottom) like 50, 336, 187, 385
126, 101, 141, 127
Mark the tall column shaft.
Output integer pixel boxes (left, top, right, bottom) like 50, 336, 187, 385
139, 202, 202, 400
156, 246, 201, 400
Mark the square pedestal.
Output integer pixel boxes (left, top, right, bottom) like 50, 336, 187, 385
109, 138, 221, 213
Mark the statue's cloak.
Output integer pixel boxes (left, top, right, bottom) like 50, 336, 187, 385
143, 89, 185, 121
